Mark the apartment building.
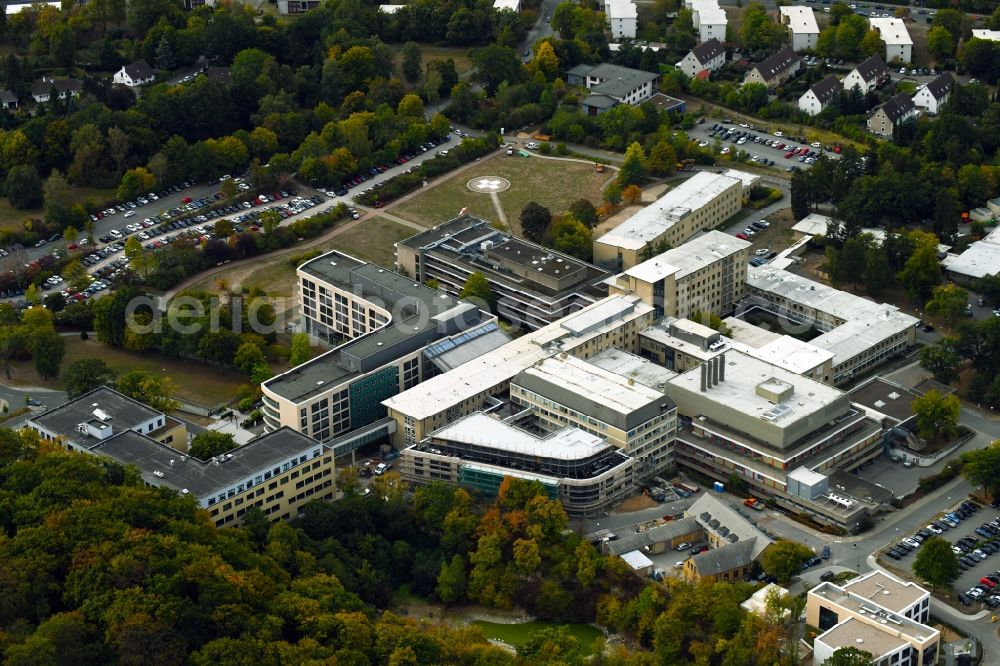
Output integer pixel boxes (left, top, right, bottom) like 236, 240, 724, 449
26, 388, 332, 528
869, 17, 913, 63
685, 0, 728, 43
605, 230, 752, 318
869, 92, 917, 136
277, 0, 320, 13
664, 350, 884, 530
511, 353, 677, 473
382, 295, 656, 448
843, 54, 889, 94
911, 72, 954, 115
399, 412, 636, 516
799, 75, 841, 116
565, 63, 660, 115
676, 38, 727, 78
745, 266, 918, 385
972, 29, 1000, 42
780, 6, 819, 51
593, 171, 752, 269
744, 46, 802, 88
808, 571, 938, 666
395, 215, 610, 330
261, 250, 506, 451
605, 0, 638, 39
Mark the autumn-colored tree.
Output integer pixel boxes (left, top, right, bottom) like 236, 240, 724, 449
622, 184, 642, 205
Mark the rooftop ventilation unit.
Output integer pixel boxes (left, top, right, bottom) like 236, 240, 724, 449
93, 408, 112, 421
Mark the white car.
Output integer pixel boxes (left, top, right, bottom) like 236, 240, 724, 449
676, 542, 691, 551
755, 248, 769, 256
810, 141, 822, 148
525, 142, 539, 150
123, 210, 136, 218
926, 524, 943, 535
743, 228, 755, 236
698, 140, 709, 147
773, 131, 783, 137
374, 462, 389, 475
902, 538, 920, 549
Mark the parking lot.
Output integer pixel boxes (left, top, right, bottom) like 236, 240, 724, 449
685, 122, 842, 173
882, 499, 1000, 609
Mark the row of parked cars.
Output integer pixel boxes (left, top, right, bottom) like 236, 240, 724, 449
883, 501, 979, 560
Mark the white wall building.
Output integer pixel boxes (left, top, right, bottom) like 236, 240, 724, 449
685, 0, 728, 44
779, 6, 819, 52
798, 75, 841, 116
606, 0, 637, 40
971, 29, 1000, 42
676, 38, 726, 78
911, 72, 954, 115
869, 17, 912, 63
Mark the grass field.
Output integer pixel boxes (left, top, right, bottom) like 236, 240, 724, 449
5, 336, 247, 404
393, 153, 609, 235
470, 620, 604, 656
390, 44, 475, 78
0, 186, 117, 232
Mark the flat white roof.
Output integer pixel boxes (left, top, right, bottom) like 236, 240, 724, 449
792, 213, 834, 236
640, 322, 722, 363
747, 267, 919, 366
383, 296, 653, 420
521, 354, 667, 414
972, 29, 1000, 42
688, 0, 727, 24
624, 230, 752, 283
6, 1, 59, 13
493, 0, 519, 9
722, 169, 760, 190
946, 228, 1000, 279
430, 412, 611, 459
788, 466, 826, 486
607, 0, 637, 19
594, 172, 744, 251
869, 17, 912, 46
621, 549, 655, 570
667, 349, 845, 422
588, 347, 677, 389
378, 4, 405, 12
728, 333, 835, 375
780, 6, 819, 35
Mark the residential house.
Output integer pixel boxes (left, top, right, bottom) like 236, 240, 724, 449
277, 0, 320, 13
568, 63, 660, 115
911, 71, 954, 115
605, 0, 638, 40
743, 46, 802, 88
685, 0, 727, 44
798, 75, 841, 116
113, 60, 156, 87
0, 90, 18, 110
868, 92, 916, 136
676, 38, 726, 79
779, 6, 819, 52
842, 54, 888, 94
869, 17, 912, 63
30, 77, 82, 104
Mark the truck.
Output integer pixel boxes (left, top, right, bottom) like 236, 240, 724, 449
744, 498, 765, 511
676, 481, 700, 494
675, 159, 695, 172
595, 163, 605, 173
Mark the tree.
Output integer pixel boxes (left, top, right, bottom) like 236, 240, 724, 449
63, 260, 91, 293
435, 554, 466, 604
962, 440, 1000, 500
618, 142, 646, 187
155, 35, 176, 71
397, 93, 424, 118
189, 431, 237, 461
115, 370, 180, 413
622, 184, 642, 206
858, 30, 885, 59
64, 358, 115, 398
401, 42, 422, 85
117, 167, 155, 201
233, 342, 266, 375
739, 3, 787, 51
289, 333, 312, 367
568, 199, 598, 229
259, 209, 281, 235
5, 165, 43, 209
912, 536, 959, 588
32, 330, 64, 380
519, 202, 552, 243
925, 283, 968, 330
898, 233, 941, 302
912, 389, 960, 443
25, 284, 39, 306
124, 236, 148, 278
825, 647, 876, 666
862, 243, 893, 296
107, 127, 130, 176
470, 44, 521, 95
927, 26, 954, 60
761, 540, 814, 583
920, 339, 960, 384
459, 272, 494, 312
548, 215, 592, 261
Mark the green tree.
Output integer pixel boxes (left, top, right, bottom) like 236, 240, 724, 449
124, 236, 148, 279
155, 35, 176, 70
64, 358, 115, 398
739, 3, 787, 51
568, 199, 598, 229
825, 647, 876, 666
470, 44, 521, 95
927, 26, 955, 60
401, 42, 422, 85
459, 272, 494, 312
289, 332, 313, 367
932, 8, 970, 48
62, 260, 91, 293
259, 209, 281, 235
920, 339, 960, 384
548, 215, 592, 261
25, 284, 39, 306
189, 431, 237, 461
618, 142, 646, 187
898, 233, 941, 302
862, 243, 893, 296
32, 330, 64, 380
912, 389, 960, 442
925, 283, 968, 330
761, 540, 814, 583
435, 554, 467, 604
859, 30, 885, 59
233, 342, 266, 375
518, 627, 582, 666
519, 202, 552, 243
115, 370, 180, 413
912, 536, 959, 588
962, 440, 1000, 500
117, 167, 155, 201
5, 165, 43, 209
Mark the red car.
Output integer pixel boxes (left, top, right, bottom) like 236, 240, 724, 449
981, 577, 996, 588
784, 151, 794, 158
182, 196, 193, 204
736, 233, 749, 240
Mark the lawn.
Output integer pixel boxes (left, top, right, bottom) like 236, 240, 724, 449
393, 153, 609, 235
0, 186, 117, 233
470, 620, 604, 656
5, 336, 247, 406
389, 44, 475, 78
